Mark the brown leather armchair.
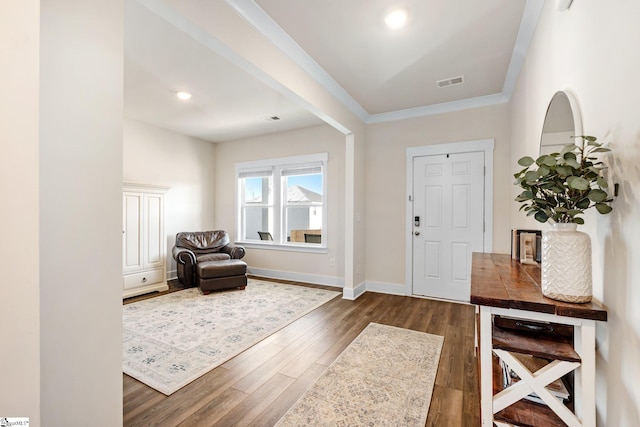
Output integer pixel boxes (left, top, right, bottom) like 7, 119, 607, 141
172, 230, 246, 289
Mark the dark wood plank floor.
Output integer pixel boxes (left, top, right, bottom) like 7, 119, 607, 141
123, 278, 480, 426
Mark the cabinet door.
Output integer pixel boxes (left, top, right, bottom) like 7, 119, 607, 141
143, 193, 164, 269
123, 192, 143, 273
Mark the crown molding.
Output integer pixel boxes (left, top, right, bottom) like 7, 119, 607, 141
502, 0, 545, 99
367, 93, 509, 123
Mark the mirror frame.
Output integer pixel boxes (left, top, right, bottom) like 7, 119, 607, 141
540, 90, 583, 155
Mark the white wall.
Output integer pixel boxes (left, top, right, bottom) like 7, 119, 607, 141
509, 1, 640, 425
215, 125, 345, 284
0, 1, 40, 424
365, 104, 512, 289
123, 119, 216, 277
39, 0, 123, 425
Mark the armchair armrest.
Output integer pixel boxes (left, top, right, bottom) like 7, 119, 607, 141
172, 246, 197, 287
172, 246, 196, 265
221, 243, 246, 259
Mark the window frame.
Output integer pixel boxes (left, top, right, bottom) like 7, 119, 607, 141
235, 153, 328, 252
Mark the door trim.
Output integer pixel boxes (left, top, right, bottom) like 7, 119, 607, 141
405, 139, 494, 296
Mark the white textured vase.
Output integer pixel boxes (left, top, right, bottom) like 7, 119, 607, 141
541, 223, 592, 303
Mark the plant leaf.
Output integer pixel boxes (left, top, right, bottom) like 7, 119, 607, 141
516, 191, 534, 201
576, 198, 590, 209
574, 217, 585, 224
569, 177, 589, 191
597, 176, 609, 188
534, 211, 548, 223
588, 166, 601, 174
596, 203, 613, 214
542, 156, 557, 167
556, 165, 573, 177
538, 165, 551, 176
524, 170, 540, 183
588, 189, 608, 202
518, 156, 535, 167
565, 158, 581, 169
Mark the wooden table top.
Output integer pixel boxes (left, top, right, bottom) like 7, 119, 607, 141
470, 253, 607, 321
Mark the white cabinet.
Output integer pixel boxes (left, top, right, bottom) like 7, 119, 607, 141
122, 183, 169, 298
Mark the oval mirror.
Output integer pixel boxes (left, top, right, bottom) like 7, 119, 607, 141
540, 91, 583, 155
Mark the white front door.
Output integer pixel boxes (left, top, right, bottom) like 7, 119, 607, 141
412, 151, 485, 301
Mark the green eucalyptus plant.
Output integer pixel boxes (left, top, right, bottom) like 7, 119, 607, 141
514, 135, 613, 224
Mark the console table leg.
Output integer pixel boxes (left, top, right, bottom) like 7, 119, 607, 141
479, 306, 494, 426
575, 320, 597, 427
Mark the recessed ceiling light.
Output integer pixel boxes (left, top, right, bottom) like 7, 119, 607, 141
385, 9, 407, 29
176, 91, 192, 100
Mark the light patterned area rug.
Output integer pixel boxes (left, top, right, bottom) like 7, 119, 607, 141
276, 323, 444, 426
122, 279, 340, 395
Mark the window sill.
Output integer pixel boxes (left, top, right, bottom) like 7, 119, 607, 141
236, 241, 328, 254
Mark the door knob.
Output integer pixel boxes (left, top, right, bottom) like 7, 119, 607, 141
414, 231, 420, 236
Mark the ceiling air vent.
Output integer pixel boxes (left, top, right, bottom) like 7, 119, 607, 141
436, 75, 465, 88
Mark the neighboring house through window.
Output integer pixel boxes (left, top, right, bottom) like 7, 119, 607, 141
236, 153, 327, 248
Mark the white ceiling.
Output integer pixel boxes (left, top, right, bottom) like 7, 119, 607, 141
124, 0, 542, 142
124, 0, 325, 142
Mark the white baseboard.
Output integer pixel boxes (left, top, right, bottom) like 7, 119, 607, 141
342, 281, 367, 300
123, 282, 168, 299
343, 281, 410, 300
365, 281, 411, 296
173, 264, 411, 300
248, 267, 344, 288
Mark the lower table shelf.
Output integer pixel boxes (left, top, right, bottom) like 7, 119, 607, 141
492, 355, 571, 427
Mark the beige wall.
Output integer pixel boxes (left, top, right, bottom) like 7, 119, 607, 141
365, 104, 511, 288
39, 0, 123, 425
509, 1, 640, 425
215, 125, 346, 282
3, 2, 124, 424
0, 1, 41, 423
123, 119, 216, 277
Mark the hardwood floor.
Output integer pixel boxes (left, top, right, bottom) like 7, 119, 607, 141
123, 278, 480, 426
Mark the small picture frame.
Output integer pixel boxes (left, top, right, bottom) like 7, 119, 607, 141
511, 229, 542, 263
519, 232, 538, 265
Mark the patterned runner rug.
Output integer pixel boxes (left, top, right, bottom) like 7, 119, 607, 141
276, 323, 444, 426
123, 279, 340, 395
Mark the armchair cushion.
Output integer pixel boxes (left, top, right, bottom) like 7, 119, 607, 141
197, 253, 231, 263
175, 230, 230, 253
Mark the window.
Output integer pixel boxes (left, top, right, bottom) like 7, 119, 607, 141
236, 153, 327, 248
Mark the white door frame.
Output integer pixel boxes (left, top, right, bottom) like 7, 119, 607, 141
405, 139, 494, 296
